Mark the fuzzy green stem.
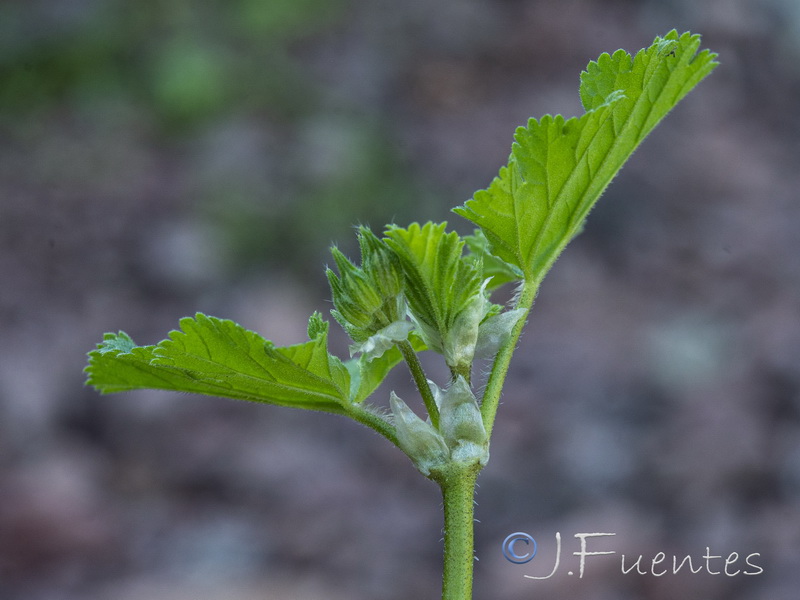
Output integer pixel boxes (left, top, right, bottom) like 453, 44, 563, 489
347, 404, 399, 447
398, 339, 440, 428
434, 463, 480, 600
480, 280, 538, 439
449, 363, 472, 386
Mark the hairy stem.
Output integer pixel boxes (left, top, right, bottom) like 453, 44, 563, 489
398, 339, 440, 428
480, 280, 538, 438
450, 363, 472, 386
435, 463, 480, 600
347, 404, 399, 447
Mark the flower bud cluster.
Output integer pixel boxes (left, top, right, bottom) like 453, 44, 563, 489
327, 227, 406, 351
390, 376, 489, 476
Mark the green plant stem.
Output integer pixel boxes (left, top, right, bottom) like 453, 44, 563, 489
398, 339, 440, 428
428, 281, 539, 600
347, 404, 398, 447
435, 463, 480, 600
480, 280, 538, 438
450, 363, 472, 386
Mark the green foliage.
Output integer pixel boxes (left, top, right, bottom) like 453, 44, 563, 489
84, 31, 717, 600
86, 27, 716, 467
384, 222, 486, 374
87, 312, 352, 414
463, 229, 523, 290
453, 30, 717, 285
385, 223, 481, 337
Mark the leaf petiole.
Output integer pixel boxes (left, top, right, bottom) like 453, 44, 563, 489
397, 339, 440, 429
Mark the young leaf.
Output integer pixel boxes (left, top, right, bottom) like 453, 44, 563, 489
384, 222, 482, 358
463, 229, 523, 290
86, 313, 352, 415
453, 30, 718, 283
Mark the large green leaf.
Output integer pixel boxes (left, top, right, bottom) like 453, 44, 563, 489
85, 313, 351, 414
454, 30, 718, 282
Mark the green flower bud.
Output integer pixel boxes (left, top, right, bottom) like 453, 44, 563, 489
306, 311, 329, 340
442, 278, 492, 375
474, 308, 527, 360
327, 232, 408, 346
390, 391, 449, 476
327, 265, 376, 339
332, 249, 384, 313
437, 376, 489, 467
358, 227, 403, 301
443, 291, 487, 373
327, 252, 384, 331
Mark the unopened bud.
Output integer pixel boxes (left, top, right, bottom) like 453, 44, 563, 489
443, 279, 492, 373
444, 291, 486, 373
390, 392, 449, 476
438, 376, 489, 466
327, 238, 406, 343
358, 227, 403, 301
306, 312, 329, 340
474, 308, 527, 360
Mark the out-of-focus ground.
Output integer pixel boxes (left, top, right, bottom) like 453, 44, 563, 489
1, 1, 799, 598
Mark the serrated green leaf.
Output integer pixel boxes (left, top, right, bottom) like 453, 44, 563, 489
384, 222, 482, 355
454, 30, 717, 283
85, 312, 351, 414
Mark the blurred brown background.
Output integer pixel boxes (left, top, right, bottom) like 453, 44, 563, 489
1, 0, 799, 599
